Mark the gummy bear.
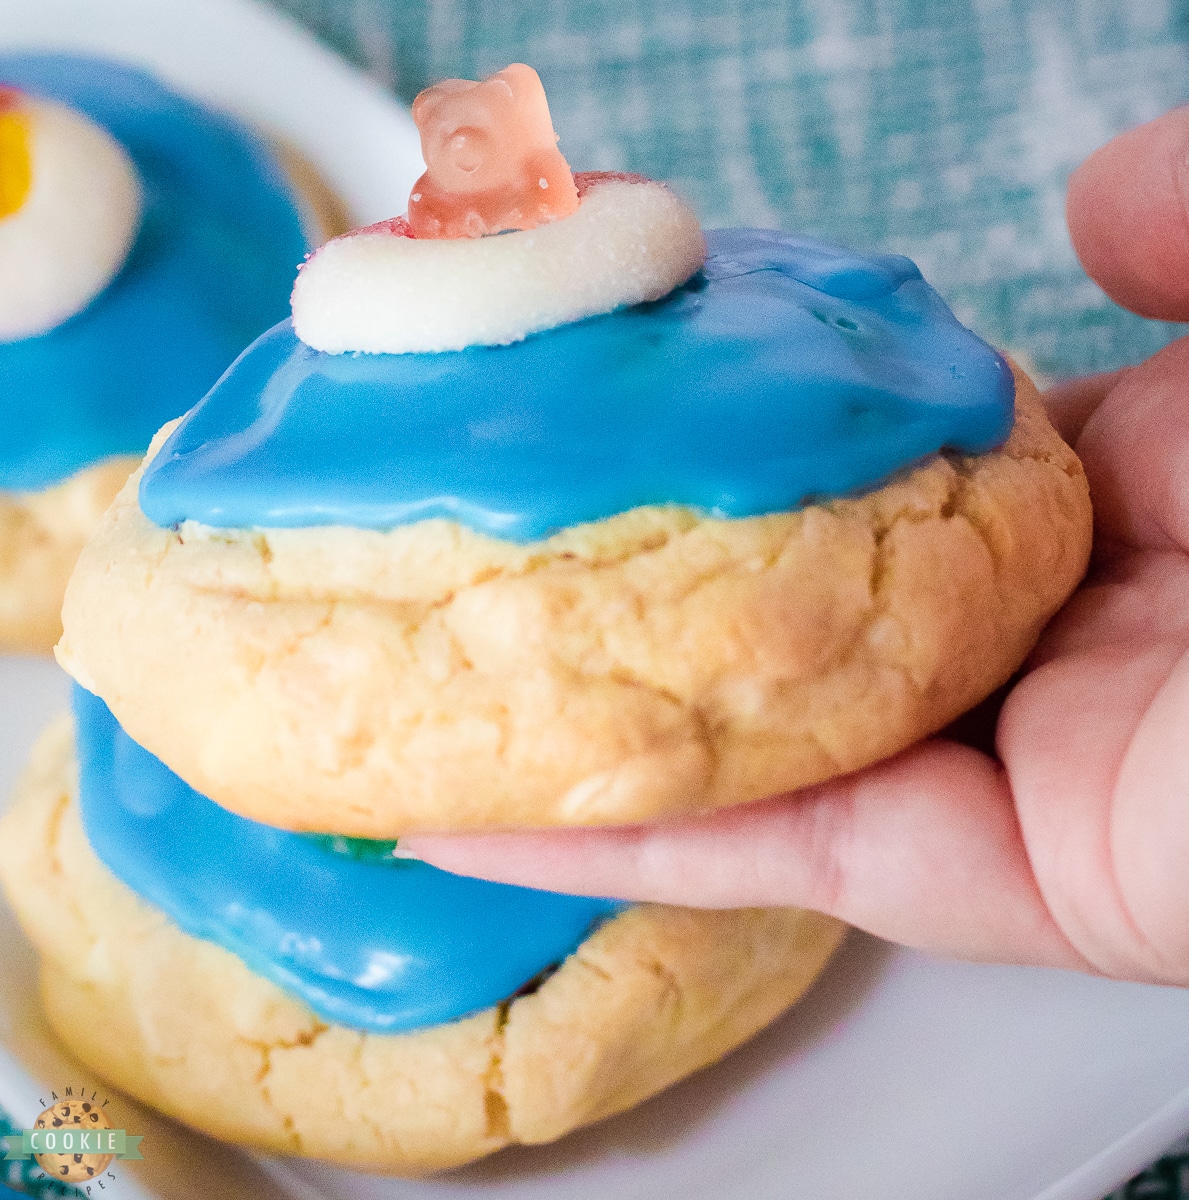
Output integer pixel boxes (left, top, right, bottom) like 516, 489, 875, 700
0, 87, 32, 220
407, 64, 579, 239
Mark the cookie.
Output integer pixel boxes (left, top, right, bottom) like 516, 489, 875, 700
0, 717, 845, 1175
55, 70, 1092, 829
58, 364, 1091, 834
0, 53, 342, 653
0, 458, 134, 652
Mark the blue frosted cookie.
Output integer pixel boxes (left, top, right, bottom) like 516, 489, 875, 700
0, 707, 845, 1171
0, 53, 323, 651
59, 211, 1090, 835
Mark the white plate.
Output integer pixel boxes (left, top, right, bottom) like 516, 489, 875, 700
0, 0, 422, 227
3, 3, 1189, 1198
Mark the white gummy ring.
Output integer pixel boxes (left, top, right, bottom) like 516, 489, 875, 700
0, 98, 141, 343
291, 176, 706, 355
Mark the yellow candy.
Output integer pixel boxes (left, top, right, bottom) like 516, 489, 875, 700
0, 89, 33, 219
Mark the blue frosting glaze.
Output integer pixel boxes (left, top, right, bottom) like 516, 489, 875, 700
73, 685, 625, 1033
0, 53, 309, 491
139, 227, 1015, 539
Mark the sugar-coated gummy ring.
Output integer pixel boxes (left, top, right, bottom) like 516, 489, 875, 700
290, 175, 706, 355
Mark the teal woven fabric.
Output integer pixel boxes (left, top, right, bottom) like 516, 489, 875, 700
266, 0, 1189, 382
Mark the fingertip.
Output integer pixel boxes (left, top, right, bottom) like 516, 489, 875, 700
1067, 105, 1189, 321
399, 831, 530, 882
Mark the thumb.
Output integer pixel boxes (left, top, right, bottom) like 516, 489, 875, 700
1067, 105, 1189, 321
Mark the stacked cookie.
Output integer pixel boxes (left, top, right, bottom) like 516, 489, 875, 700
0, 64, 1091, 1174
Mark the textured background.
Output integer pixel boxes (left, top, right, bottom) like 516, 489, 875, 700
265, 0, 1189, 382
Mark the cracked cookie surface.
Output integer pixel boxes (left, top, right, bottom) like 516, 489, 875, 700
57, 364, 1092, 833
0, 718, 845, 1174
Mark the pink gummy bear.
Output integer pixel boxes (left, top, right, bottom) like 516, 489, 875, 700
407, 64, 579, 239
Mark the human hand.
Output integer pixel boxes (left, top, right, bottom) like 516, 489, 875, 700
404, 107, 1189, 984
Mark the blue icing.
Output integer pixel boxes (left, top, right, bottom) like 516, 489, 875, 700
0, 53, 308, 491
73, 685, 625, 1033
139, 227, 1015, 540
